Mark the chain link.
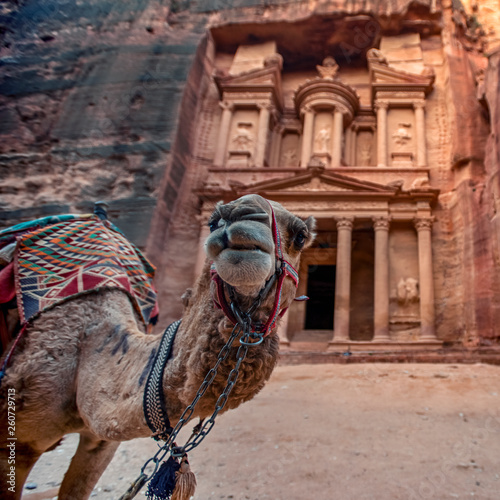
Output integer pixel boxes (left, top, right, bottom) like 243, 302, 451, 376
140, 302, 264, 475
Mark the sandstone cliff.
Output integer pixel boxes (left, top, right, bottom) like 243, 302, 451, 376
1, 0, 499, 347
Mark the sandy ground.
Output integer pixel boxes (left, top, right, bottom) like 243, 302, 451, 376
23, 363, 500, 500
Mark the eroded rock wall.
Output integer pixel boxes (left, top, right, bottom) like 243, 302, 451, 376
2, 0, 500, 345
0, 0, 205, 247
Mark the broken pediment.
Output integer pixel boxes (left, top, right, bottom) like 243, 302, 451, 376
214, 44, 284, 109
367, 47, 435, 96
228, 41, 278, 76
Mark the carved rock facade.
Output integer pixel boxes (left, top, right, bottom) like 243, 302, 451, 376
1, 1, 500, 352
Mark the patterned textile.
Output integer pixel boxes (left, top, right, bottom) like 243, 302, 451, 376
7, 216, 157, 326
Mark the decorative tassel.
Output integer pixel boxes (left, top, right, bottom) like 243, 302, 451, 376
146, 457, 180, 500
146, 455, 196, 500
171, 456, 197, 500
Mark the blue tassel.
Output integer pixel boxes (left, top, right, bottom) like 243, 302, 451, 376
146, 457, 180, 500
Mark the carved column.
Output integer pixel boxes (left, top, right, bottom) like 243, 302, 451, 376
375, 101, 388, 167
255, 103, 272, 167
332, 217, 354, 342
332, 108, 344, 167
414, 101, 427, 168
344, 126, 352, 166
414, 218, 437, 340
300, 106, 314, 167
373, 217, 391, 341
271, 125, 283, 167
194, 219, 211, 279
350, 124, 358, 166
214, 102, 233, 167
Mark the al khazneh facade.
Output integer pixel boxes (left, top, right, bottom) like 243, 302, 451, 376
194, 37, 444, 351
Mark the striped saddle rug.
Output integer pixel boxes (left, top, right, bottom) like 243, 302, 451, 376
0, 213, 158, 353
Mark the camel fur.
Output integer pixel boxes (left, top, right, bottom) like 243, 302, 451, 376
0, 194, 315, 499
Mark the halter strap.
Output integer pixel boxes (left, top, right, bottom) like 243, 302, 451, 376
143, 320, 181, 441
211, 201, 300, 337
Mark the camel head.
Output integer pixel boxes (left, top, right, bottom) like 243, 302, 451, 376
205, 194, 315, 330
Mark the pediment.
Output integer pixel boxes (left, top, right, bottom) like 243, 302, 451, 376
367, 49, 434, 95
368, 63, 435, 98
234, 169, 400, 196
215, 62, 282, 92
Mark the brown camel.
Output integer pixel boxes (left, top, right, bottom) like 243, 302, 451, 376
0, 194, 315, 499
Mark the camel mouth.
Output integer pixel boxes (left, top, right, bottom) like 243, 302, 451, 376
213, 248, 273, 288
227, 243, 264, 252
218, 246, 270, 266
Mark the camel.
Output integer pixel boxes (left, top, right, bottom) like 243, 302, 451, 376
0, 194, 315, 499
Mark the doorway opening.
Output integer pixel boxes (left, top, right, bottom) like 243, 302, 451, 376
305, 265, 336, 330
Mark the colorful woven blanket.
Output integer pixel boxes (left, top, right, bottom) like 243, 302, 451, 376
0, 215, 158, 327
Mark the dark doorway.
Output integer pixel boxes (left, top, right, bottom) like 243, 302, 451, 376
305, 265, 336, 330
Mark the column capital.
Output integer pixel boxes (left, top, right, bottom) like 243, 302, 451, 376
414, 217, 434, 231
373, 216, 391, 231
336, 217, 354, 230
257, 102, 274, 112
374, 100, 389, 111
219, 101, 234, 111
413, 100, 426, 110
301, 104, 314, 115
275, 124, 286, 135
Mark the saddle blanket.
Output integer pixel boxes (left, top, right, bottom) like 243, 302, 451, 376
0, 215, 158, 327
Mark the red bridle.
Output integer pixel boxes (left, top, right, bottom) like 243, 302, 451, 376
211, 202, 300, 337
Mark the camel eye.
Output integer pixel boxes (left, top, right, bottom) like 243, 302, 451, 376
294, 231, 306, 249
208, 219, 219, 233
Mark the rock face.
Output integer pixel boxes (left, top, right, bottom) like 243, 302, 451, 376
1, 0, 500, 349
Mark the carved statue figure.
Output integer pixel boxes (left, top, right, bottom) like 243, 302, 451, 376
392, 123, 412, 147
231, 122, 254, 152
397, 277, 419, 306
316, 56, 339, 79
282, 149, 297, 165
314, 126, 331, 153
0, 194, 316, 499
359, 143, 372, 166
366, 48, 388, 66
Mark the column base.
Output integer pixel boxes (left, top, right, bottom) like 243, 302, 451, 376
327, 340, 443, 352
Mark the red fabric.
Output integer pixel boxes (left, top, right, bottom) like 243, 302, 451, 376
0, 262, 15, 304
209, 203, 300, 336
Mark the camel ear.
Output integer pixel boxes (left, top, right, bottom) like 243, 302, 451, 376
181, 288, 193, 308
303, 216, 317, 247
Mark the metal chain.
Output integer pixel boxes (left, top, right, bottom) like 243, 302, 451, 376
139, 301, 264, 479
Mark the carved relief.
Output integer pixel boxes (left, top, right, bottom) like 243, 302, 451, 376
279, 131, 300, 167
359, 143, 372, 166
396, 277, 419, 306
283, 180, 352, 192
367, 48, 388, 65
282, 201, 386, 213
282, 149, 297, 165
314, 126, 331, 153
230, 122, 254, 153
392, 123, 412, 148
391, 277, 420, 330
316, 56, 339, 80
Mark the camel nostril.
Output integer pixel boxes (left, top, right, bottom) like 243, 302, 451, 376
221, 231, 228, 249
